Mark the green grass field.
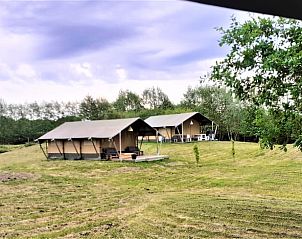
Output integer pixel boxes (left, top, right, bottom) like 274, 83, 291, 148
1, 141, 302, 238
0, 144, 24, 154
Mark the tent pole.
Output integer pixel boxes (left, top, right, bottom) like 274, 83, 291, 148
70, 139, 80, 157
89, 138, 98, 155
176, 126, 181, 143
39, 143, 48, 159
136, 135, 139, 148
165, 127, 170, 142
214, 125, 218, 140
156, 130, 159, 155
54, 140, 63, 157
139, 135, 144, 151
80, 140, 82, 159
182, 122, 184, 143
112, 140, 120, 159
119, 131, 122, 160
62, 141, 66, 159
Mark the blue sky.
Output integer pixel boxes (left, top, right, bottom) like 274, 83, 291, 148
0, 1, 262, 104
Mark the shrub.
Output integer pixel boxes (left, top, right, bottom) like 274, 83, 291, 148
193, 144, 200, 164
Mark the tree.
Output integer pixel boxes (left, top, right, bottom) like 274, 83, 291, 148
79, 95, 113, 120
181, 85, 240, 140
113, 90, 143, 112
212, 16, 302, 111
27, 102, 41, 120
212, 16, 302, 148
142, 87, 174, 110
0, 99, 6, 117
223, 101, 244, 141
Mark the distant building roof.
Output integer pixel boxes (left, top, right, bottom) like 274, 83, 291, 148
37, 117, 156, 141
145, 112, 212, 128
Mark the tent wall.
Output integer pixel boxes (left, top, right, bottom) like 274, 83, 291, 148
48, 140, 64, 159
182, 118, 201, 136
45, 131, 137, 160
47, 139, 100, 159
64, 140, 81, 159
111, 130, 137, 152
157, 127, 173, 139
81, 139, 100, 159
149, 117, 208, 142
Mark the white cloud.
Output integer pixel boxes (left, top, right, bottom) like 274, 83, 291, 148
0, 1, 261, 105
115, 65, 128, 82
69, 62, 93, 79
16, 64, 37, 79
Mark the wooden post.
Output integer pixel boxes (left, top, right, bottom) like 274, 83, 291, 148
136, 135, 139, 148
181, 122, 184, 143
214, 125, 218, 140
112, 140, 119, 159
156, 130, 159, 155
119, 131, 122, 160
176, 126, 182, 143
70, 139, 80, 157
62, 140, 65, 159
89, 138, 98, 156
54, 140, 63, 157
165, 127, 171, 142
80, 140, 82, 159
39, 143, 48, 159
139, 135, 144, 151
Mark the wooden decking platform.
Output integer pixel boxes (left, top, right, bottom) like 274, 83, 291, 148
134, 155, 169, 162
111, 155, 169, 162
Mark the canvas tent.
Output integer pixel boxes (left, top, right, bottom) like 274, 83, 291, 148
145, 112, 215, 142
37, 117, 158, 160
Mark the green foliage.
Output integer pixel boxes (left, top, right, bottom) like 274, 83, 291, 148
113, 90, 143, 112
181, 85, 250, 140
212, 16, 302, 149
294, 135, 302, 151
212, 16, 302, 112
142, 87, 174, 110
254, 108, 301, 150
79, 96, 117, 120
193, 144, 200, 164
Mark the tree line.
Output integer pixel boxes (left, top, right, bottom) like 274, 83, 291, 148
1, 83, 300, 147
2, 15, 302, 151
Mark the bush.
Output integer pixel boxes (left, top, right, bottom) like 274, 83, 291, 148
193, 144, 200, 164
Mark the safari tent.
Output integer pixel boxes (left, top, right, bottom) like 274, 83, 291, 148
145, 112, 216, 142
37, 117, 159, 160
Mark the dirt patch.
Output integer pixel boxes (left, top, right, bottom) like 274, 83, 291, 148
0, 172, 35, 182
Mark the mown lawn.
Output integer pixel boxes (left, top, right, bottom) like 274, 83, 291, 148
0, 141, 302, 238
0, 144, 24, 154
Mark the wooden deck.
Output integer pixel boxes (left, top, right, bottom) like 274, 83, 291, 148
111, 154, 169, 162
134, 155, 169, 162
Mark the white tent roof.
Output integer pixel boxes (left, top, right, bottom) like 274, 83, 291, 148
145, 112, 212, 128
37, 117, 156, 141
